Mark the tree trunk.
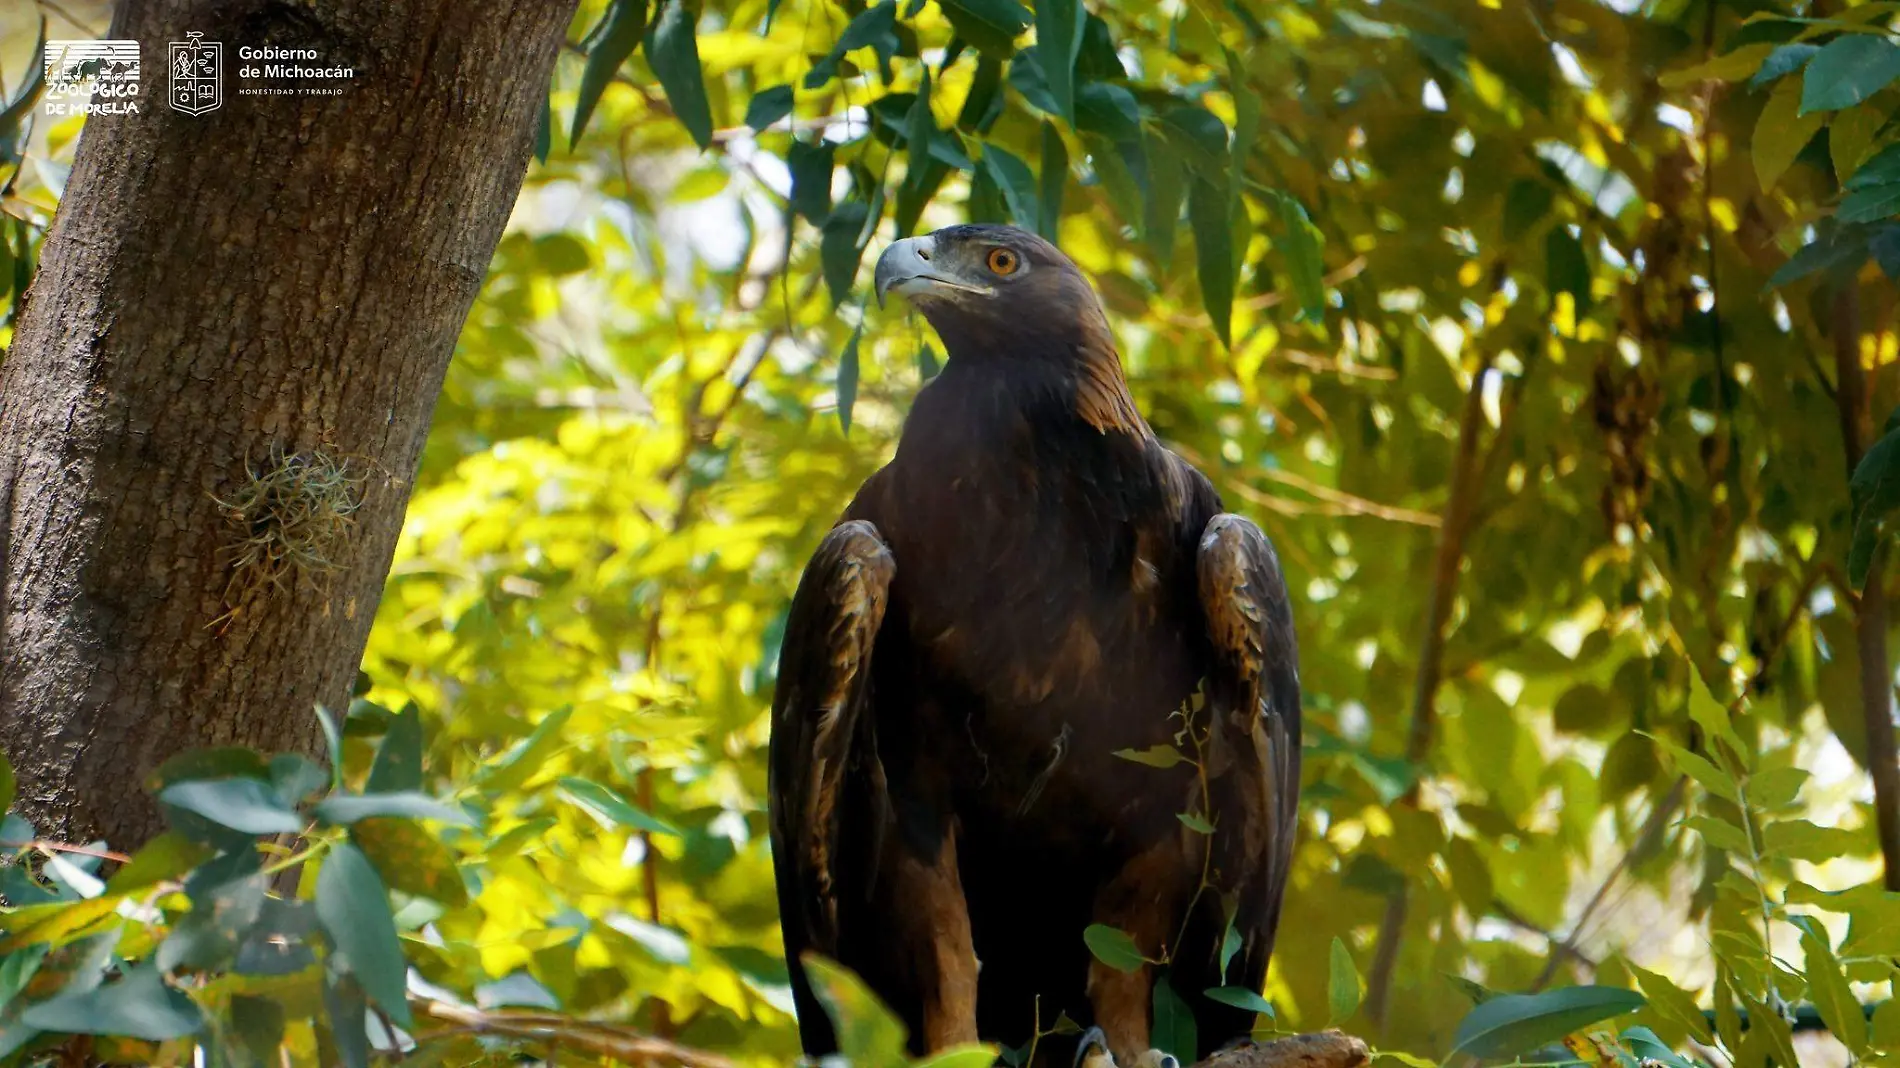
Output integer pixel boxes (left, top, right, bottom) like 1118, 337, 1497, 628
0, 0, 577, 847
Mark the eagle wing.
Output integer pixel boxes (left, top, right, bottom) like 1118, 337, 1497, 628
768, 519, 895, 975
1196, 512, 1302, 1007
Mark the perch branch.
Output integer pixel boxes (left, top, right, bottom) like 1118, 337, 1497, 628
1829, 283, 1900, 891
1192, 1031, 1370, 1068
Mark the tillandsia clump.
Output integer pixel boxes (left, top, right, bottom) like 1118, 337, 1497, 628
211, 444, 367, 610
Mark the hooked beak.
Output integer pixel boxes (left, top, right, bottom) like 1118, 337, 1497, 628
873, 235, 993, 307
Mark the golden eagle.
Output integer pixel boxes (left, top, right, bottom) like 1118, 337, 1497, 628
769, 224, 1301, 1068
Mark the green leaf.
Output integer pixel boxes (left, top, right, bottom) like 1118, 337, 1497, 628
1545, 226, 1591, 308
1151, 974, 1197, 1064
1074, 83, 1140, 140
1684, 814, 1751, 855
1447, 985, 1646, 1060
1802, 34, 1900, 114
1112, 744, 1187, 769
838, 325, 862, 436
158, 779, 305, 835
1840, 181, 1900, 224
745, 84, 794, 131
314, 791, 470, 827
322, 969, 370, 1068
230, 995, 287, 1066
1851, 425, 1900, 586
314, 705, 345, 793
1083, 924, 1145, 973
1326, 937, 1361, 1026
1272, 191, 1326, 322
149, 747, 272, 791
571, 0, 650, 147
1502, 179, 1554, 241
1143, 132, 1185, 262
1618, 1027, 1697, 1068
608, 912, 692, 964
315, 843, 412, 1030
1035, 0, 1085, 122
1644, 734, 1738, 800
1218, 901, 1242, 980
1762, 817, 1864, 861
788, 140, 837, 224
1756, 77, 1827, 191
1796, 916, 1868, 1053
802, 954, 910, 1068
0, 751, 13, 816
105, 832, 210, 893
938, 0, 1030, 57
1768, 228, 1867, 288
1177, 811, 1214, 834
1872, 227, 1900, 277
20, 961, 203, 1039
821, 200, 871, 307
806, 3, 900, 88
982, 145, 1040, 232
366, 704, 422, 793
918, 343, 940, 382
1204, 985, 1274, 1016
477, 706, 572, 793
270, 754, 329, 808
1749, 766, 1811, 810
1625, 962, 1712, 1046
1038, 120, 1067, 240
1752, 43, 1820, 90
1849, 142, 1900, 190
1159, 105, 1230, 181
647, 0, 714, 150
1188, 175, 1234, 349
352, 818, 469, 907
558, 776, 683, 836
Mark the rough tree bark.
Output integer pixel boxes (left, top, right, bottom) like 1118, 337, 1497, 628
0, 0, 578, 846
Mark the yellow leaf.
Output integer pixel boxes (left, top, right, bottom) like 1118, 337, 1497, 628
1755, 78, 1827, 191
1660, 44, 1775, 89
1833, 102, 1893, 181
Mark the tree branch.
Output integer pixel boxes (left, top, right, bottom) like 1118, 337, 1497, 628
1363, 352, 1496, 1032
1830, 283, 1900, 892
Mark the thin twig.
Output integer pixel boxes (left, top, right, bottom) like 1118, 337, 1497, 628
412, 998, 738, 1068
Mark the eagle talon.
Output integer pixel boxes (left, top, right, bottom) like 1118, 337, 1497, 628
1074, 1027, 1116, 1068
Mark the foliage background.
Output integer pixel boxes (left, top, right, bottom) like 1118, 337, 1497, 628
6, 0, 1900, 1064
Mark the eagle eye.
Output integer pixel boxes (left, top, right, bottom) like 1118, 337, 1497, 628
986, 247, 1020, 276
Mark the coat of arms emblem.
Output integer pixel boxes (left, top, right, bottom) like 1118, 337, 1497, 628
169, 32, 220, 116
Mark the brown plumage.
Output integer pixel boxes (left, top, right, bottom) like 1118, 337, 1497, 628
769, 224, 1301, 1068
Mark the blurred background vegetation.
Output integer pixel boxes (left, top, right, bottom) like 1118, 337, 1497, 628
7, 0, 1900, 1064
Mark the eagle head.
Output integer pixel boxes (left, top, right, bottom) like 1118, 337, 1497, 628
873, 224, 1111, 355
